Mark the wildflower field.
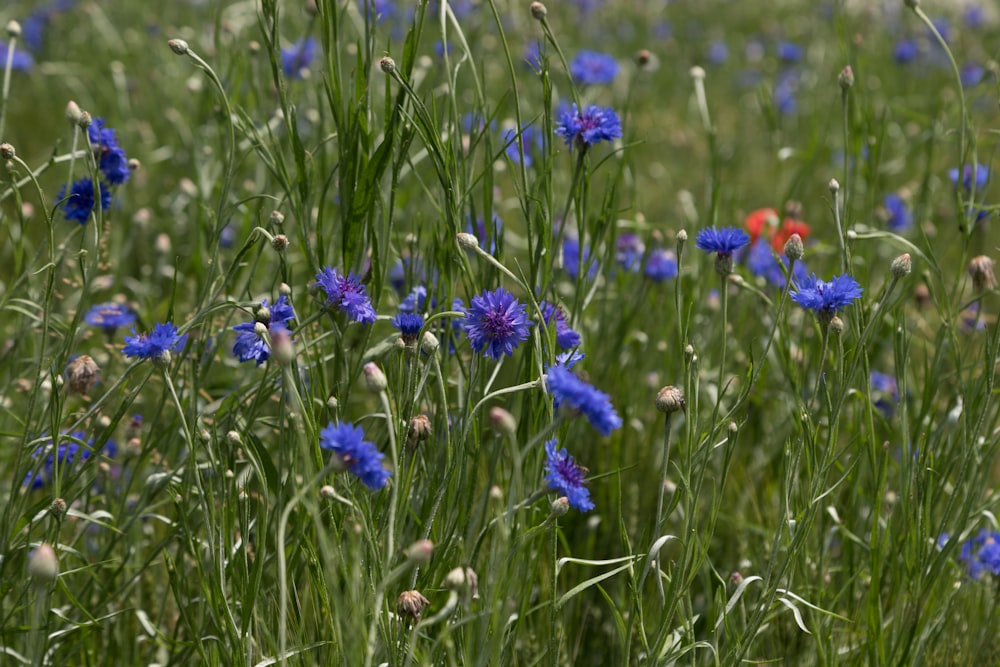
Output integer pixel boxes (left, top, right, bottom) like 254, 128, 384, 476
2, 0, 1000, 664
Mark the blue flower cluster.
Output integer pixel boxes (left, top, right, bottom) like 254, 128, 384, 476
545, 363, 622, 436
23, 431, 115, 489
123, 322, 188, 361
56, 117, 131, 224
319, 422, 390, 490
315, 267, 377, 324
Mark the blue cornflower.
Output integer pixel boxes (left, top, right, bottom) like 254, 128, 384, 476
88, 118, 130, 185
870, 371, 899, 418
964, 6, 985, 29
462, 287, 533, 360
957, 529, 1000, 580
707, 41, 729, 65
773, 70, 799, 115
319, 422, 389, 490
948, 164, 990, 192
882, 194, 912, 231
696, 227, 750, 256
23, 431, 95, 489
556, 350, 585, 369
544, 439, 594, 511
894, 39, 919, 65
615, 233, 645, 272
961, 63, 985, 88
562, 236, 599, 280
0, 40, 34, 71
776, 41, 804, 63
502, 125, 543, 168
792, 274, 863, 319
746, 238, 786, 286
541, 301, 581, 350
524, 40, 543, 71
57, 178, 111, 224
555, 104, 622, 149
232, 296, 295, 366
644, 249, 678, 282
315, 267, 377, 324
466, 215, 503, 254
570, 50, 619, 85
122, 322, 188, 361
84, 302, 137, 334
398, 285, 428, 313
359, 0, 394, 22
281, 37, 317, 79
544, 363, 622, 436
391, 312, 424, 344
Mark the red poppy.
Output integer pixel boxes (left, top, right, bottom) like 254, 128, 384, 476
773, 218, 811, 251
744, 208, 779, 243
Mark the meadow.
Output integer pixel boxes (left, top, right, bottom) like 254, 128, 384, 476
0, 0, 999, 664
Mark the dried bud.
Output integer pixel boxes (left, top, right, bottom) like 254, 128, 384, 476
829, 316, 845, 335
379, 56, 396, 74
443, 566, 478, 599
655, 386, 686, 414
529, 1, 547, 20
489, 406, 517, 438
890, 253, 912, 279
66, 355, 100, 395
456, 232, 479, 251
783, 233, 804, 261
397, 590, 431, 622
28, 544, 59, 585
362, 362, 387, 393
968, 255, 997, 291
407, 414, 433, 447
406, 539, 434, 564
49, 497, 67, 520
838, 65, 854, 90
168, 39, 190, 55
271, 234, 288, 252
0, 143, 14, 160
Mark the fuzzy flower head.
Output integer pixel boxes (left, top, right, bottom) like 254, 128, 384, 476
315, 267, 377, 324
555, 103, 622, 150
545, 363, 622, 436
84, 302, 136, 334
462, 287, 532, 360
57, 178, 111, 224
570, 50, 619, 85
122, 322, 188, 362
319, 422, 389, 490
232, 296, 295, 366
696, 226, 750, 275
791, 274, 863, 323
544, 439, 594, 511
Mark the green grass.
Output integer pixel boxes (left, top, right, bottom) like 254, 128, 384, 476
1, 0, 999, 664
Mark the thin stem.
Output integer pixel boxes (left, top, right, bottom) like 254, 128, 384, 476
0, 37, 16, 141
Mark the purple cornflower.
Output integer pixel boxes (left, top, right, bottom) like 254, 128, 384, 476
791, 274, 863, 319
570, 50, 619, 85
562, 237, 599, 279
57, 178, 111, 224
0, 40, 34, 71
948, 164, 989, 192
957, 529, 1000, 580
391, 312, 424, 344
893, 39, 919, 65
644, 249, 678, 282
281, 37, 317, 79
882, 194, 912, 231
84, 302, 136, 334
122, 322, 188, 361
615, 233, 645, 272
540, 302, 581, 350
462, 287, 532, 360
315, 267, 377, 324
696, 227, 750, 256
319, 422, 389, 490
554, 104, 622, 149
544, 363, 622, 436
232, 296, 295, 366
88, 118, 130, 185
544, 439, 594, 511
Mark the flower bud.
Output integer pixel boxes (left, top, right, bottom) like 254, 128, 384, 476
168, 39, 190, 55
655, 386, 685, 414
271, 234, 288, 252
6, 20, 21, 38
226, 430, 243, 446
828, 178, 840, 194
320, 485, 336, 499
829, 316, 845, 335
406, 539, 434, 565
530, 1, 547, 20
271, 330, 296, 365
456, 232, 479, 251
783, 233, 804, 261
269, 210, 285, 226
689, 66, 706, 81
379, 56, 396, 74
968, 255, 997, 291
49, 498, 67, 520
838, 65, 854, 90
0, 143, 14, 160
362, 362, 387, 393
550, 496, 570, 518
397, 590, 431, 622
420, 331, 440, 354
65, 101, 82, 124
28, 544, 59, 585
489, 406, 517, 438
890, 253, 911, 279
77, 111, 92, 129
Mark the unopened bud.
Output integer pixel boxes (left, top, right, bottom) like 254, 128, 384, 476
66, 355, 99, 395
829, 316, 845, 335
828, 178, 840, 194
271, 234, 288, 252
636, 49, 652, 67
689, 66, 706, 81
457, 232, 479, 251
362, 362, 387, 393
0, 143, 14, 160
77, 111, 92, 129
783, 233, 804, 261
379, 56, 396, 74
655, 386, 685, 414
397, 590, 431, 622
838, 65, 854, 90
890, 253, 912, 279
489, 406, 517, 438
968, 255, 997, 291
550, 496, 570, 517
226, 430, 242, 446
530, 1, 547, 20
65, 101, 82, 124
271, 330, 296, 365
168, 38, 190, 55
406, 539, 434, 564
49, 498, 67, 520
28, 544, 59, 584
420, 331, 440, 354
128, 158, 140, 171
269, 210, 285, 226
320, 484, 336, 499
6, 20, 21, 38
